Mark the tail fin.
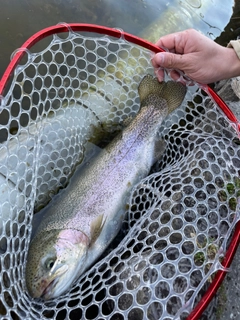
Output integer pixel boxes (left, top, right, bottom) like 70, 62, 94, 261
138, 74, 165, 102
161, 80, 187, 113
138, 74, 187, 114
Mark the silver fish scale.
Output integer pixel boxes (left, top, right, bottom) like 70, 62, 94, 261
0, 28, 239, 320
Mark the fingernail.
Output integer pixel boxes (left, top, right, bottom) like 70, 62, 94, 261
155, 68, 164, 82
156, 52, 164, 65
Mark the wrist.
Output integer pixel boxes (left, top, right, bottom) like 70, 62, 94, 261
219, 46, 240, 80
227, 40, 240, 59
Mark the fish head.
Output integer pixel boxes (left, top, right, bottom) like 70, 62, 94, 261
26, 228, 89, 300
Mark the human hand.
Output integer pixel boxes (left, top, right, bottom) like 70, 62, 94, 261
152, 29, 240, 84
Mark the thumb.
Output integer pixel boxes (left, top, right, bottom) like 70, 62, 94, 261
154, 52, 187, 70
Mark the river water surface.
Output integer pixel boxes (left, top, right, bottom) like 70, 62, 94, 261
0, 0, 235, 79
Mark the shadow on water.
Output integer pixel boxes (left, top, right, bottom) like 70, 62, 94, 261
215, 0, 240, 46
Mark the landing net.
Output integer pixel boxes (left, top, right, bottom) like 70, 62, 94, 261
0, 23, 240, 320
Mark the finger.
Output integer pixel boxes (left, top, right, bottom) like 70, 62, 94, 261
155, 31, 184, 54
168, 70, 190, 84
154, 68, 165, 82
152, 52, 188, 71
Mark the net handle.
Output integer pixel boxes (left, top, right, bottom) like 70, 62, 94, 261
0, 23, 239, 319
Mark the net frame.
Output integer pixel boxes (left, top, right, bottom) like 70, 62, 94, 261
0, 23, 240, 320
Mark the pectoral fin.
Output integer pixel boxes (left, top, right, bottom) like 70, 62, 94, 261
90, 214, 106, 244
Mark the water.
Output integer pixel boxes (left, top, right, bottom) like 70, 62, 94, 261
0, 0, 234, 80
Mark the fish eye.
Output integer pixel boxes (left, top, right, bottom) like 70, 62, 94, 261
45, 258, 55, 270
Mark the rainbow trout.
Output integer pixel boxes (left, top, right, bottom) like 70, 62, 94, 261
26, 75, 186, 299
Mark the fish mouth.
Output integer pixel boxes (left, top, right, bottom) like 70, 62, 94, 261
41, 277, 59, 300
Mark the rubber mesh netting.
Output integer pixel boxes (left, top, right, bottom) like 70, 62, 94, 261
0, 28, 240, 320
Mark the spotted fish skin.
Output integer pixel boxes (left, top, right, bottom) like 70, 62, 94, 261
26, 75, 186, 300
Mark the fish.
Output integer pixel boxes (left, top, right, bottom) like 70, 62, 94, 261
25, 74, 187, 300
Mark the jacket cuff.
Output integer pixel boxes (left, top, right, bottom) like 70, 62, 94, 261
227, 40, 240, 59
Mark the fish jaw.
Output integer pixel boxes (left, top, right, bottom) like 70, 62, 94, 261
26, 229, 89, 299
